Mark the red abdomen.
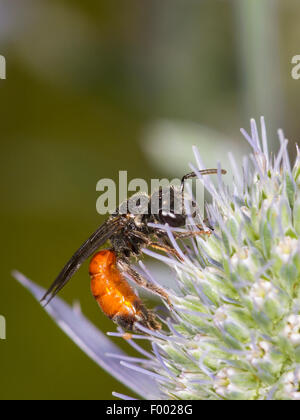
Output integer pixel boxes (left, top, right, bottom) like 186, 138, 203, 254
89, 250, 140, 329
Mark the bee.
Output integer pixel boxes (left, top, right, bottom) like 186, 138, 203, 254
42, 168, 226, 331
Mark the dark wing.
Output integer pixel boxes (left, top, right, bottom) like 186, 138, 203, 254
41, 216, 124, 305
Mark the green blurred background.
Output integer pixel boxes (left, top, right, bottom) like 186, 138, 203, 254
1, 0, 300, 399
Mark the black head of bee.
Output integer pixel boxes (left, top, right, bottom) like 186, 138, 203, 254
157, 210, 186, 227
148, 185, 187, 227
157, 187, 186, 227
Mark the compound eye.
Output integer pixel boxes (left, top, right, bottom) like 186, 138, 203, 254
158, 211, 186, 227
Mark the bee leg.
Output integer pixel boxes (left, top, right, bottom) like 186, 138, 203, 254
174, 228, 212, 240
117, 258, 174, 310
131, 231, 183, 261
148, 242, 184, 261
201, 218, 214, 231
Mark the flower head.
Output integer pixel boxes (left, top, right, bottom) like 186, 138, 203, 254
14, 117, 300, 399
